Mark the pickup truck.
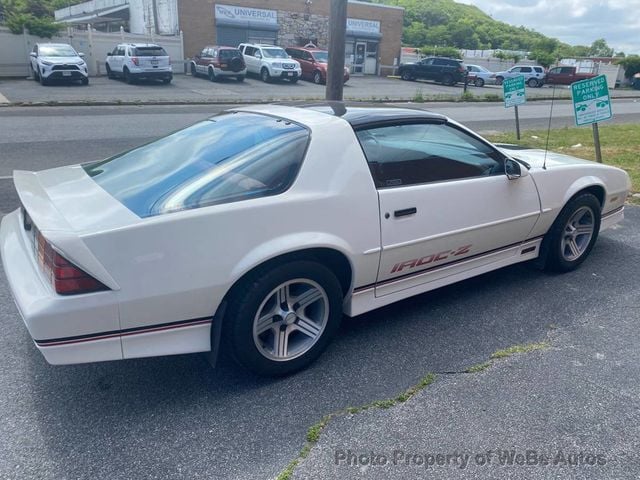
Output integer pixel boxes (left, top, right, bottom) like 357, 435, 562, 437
545, 66, 597, 85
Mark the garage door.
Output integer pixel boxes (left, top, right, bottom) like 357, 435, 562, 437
216, 27, 277, 48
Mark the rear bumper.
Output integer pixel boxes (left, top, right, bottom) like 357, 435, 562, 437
131, 70, 173, 80
214, 67, 247, 77
0, 209, 122, 365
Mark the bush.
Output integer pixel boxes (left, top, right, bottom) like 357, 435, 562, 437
6, 12, 61, 37
616, 55, 640, 79
419, 45, 462, 59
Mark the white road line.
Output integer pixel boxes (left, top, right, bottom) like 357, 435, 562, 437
0, 176, 13, 180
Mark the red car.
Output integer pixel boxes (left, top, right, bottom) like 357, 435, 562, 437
285, 46, 349, 85
189, 46, 247, 82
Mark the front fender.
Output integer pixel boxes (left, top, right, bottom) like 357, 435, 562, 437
563, 176, 606, 208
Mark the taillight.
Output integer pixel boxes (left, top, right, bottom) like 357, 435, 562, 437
131, 57, 139, 66
35, 229, 108, 295
458, 66, 466, 73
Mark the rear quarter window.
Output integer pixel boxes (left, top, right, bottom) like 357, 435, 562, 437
84, 113, 310, 217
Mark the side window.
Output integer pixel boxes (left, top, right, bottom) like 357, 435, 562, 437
561, 67, 573, 74
549, 67, 561, 74
520, 67, 532, 73
421, 58, 434, 66
288, 49, 299, 59
245, 46, 255, 56
356, 123, 505, 188
433, 59, 447, 66
211, 49, 218, 58
112, 46, 119, 56
201, 48, 209, 58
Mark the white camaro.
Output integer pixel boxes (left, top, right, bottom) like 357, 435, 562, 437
0, 104, 630, 376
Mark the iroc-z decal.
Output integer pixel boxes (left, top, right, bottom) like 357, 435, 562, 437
390, 245, 472, 274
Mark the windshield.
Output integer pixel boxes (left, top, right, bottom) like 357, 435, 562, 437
312, 51, 328, 62
134, 47, 167, 57
262, 48, 288, 59
219, 49, 241, 59
84, 113, 309, 217
39, 45, 77, 57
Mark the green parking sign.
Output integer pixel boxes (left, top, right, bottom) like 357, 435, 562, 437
503, 76, 526, 108
571, 75, 612, 126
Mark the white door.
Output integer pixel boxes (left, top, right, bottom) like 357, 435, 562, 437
355, 121, 541, 297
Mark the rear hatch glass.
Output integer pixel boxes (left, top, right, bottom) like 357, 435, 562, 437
84, 112, 309, 217
134, 47, 167, 56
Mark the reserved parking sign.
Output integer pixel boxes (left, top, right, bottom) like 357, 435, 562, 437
571, 75, 612, 126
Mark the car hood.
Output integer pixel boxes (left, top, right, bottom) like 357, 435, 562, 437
39, 55, 83, 64
497, 146, 597, 169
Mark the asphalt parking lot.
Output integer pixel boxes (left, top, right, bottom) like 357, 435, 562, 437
1, 207, 638, 480
2, 73, 638, 105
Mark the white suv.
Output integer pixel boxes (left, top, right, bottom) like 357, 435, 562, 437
29, 43, 89, 86
495, 65, 546, 88
105, 43, 172, 84
238, 43, 301, 83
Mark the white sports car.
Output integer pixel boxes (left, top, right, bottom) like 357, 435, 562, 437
0, 104, 630, 376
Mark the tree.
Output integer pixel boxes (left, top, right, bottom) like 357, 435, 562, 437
616, 55, 640, 79
588, 38, 614, 57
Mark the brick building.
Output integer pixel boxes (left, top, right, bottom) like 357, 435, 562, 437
178, 0, 404, 75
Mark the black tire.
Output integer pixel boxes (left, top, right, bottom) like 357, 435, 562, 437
495, 76, 504, 86
542, 193, 601, 273
441, 73, 454, 86
400, 70, 413, 81
528, 78, 539, 88
162, 77, 171, 84
208, 67, 216, 82
31, 65, 39, 81
236, 75, 245, 82
289, 76, 298, 84
313, 70, 323, 85
261, 67, 271, 83
124, 68, 133, 84
224, 260, 343, 376
81, 77, 89, 85
474, 77, 485, 87
190, 63, 197, 77
106, 64, 114, 79
39, 72, 47, 86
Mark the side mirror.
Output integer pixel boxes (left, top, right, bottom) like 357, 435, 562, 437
505, 158, 528, 179
107, 52, 112, 56
78, 52, 85, 58
30, 52, 37, 58
255, 53, 262, 59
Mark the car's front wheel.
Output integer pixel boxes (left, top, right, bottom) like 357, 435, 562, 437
543, 193, 601, 272
261, 67, 271, 83
495, 76, 504, 86
313, 71, 323, 84
400, 70, 414, 81
225, 260, 343, 376
190, 63, 197, 77
39, 72, 48, 86
208, 67, 217, 82
441, 73, 455, 86
474, 77, 485, 87
528, 78, 539, 88
31, 65, 39, 81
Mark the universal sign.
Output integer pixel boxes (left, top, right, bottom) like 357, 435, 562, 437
214, 4, 278, 26
347, 18, 381, 34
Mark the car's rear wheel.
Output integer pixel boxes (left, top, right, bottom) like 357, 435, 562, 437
495, 76, 504, 86
401, 70, 413, 81
474, 77, 485, 87
208, 67, 217, 82
123, 68, 133, 84
261, 67, 271, 83
224, 260, 343, 376
106, 64, 114, 79
313, 70, 323, 84
190, 63, 197, 77
542, 193, 601, 272
236, 75, 245, 82
528, 78, 539, 88
442, 73, 455, 86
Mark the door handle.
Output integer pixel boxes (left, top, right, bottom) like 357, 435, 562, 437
394, 207, 417, 218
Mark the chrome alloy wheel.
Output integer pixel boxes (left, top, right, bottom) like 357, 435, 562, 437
253, 279, 329, 362
561, 206, 595, 261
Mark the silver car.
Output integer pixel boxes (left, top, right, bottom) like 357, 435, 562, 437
466, 64, 497, 87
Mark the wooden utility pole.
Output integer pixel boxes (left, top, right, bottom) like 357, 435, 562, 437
326, 0, 347, 101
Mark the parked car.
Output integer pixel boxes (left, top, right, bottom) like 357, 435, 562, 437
1, 103, 630, 376
545, 66, 597, 85
633, 72, 640, 90
238, 43, 301, 83
285, 46, 349, 84
190, 46, 246, 82
398, 57, 467, 86
106, 43, 172, 84
466, 64, 497, 87
495, 65, 545, 87
29, 43, 89, 86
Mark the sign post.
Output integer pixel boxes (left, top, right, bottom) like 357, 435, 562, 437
571, 74, 612, 163
503, 75, 526, 140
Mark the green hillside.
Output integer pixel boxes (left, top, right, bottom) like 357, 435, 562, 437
365, 0, 600, 63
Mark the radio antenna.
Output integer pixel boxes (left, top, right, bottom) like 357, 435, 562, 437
542, 83, 557, 170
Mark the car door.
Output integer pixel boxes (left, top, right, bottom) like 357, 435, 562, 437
417, 58, 434, 79
244, 46, 258, 73
112, 46, 125, 72
355, 121, 541, 297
